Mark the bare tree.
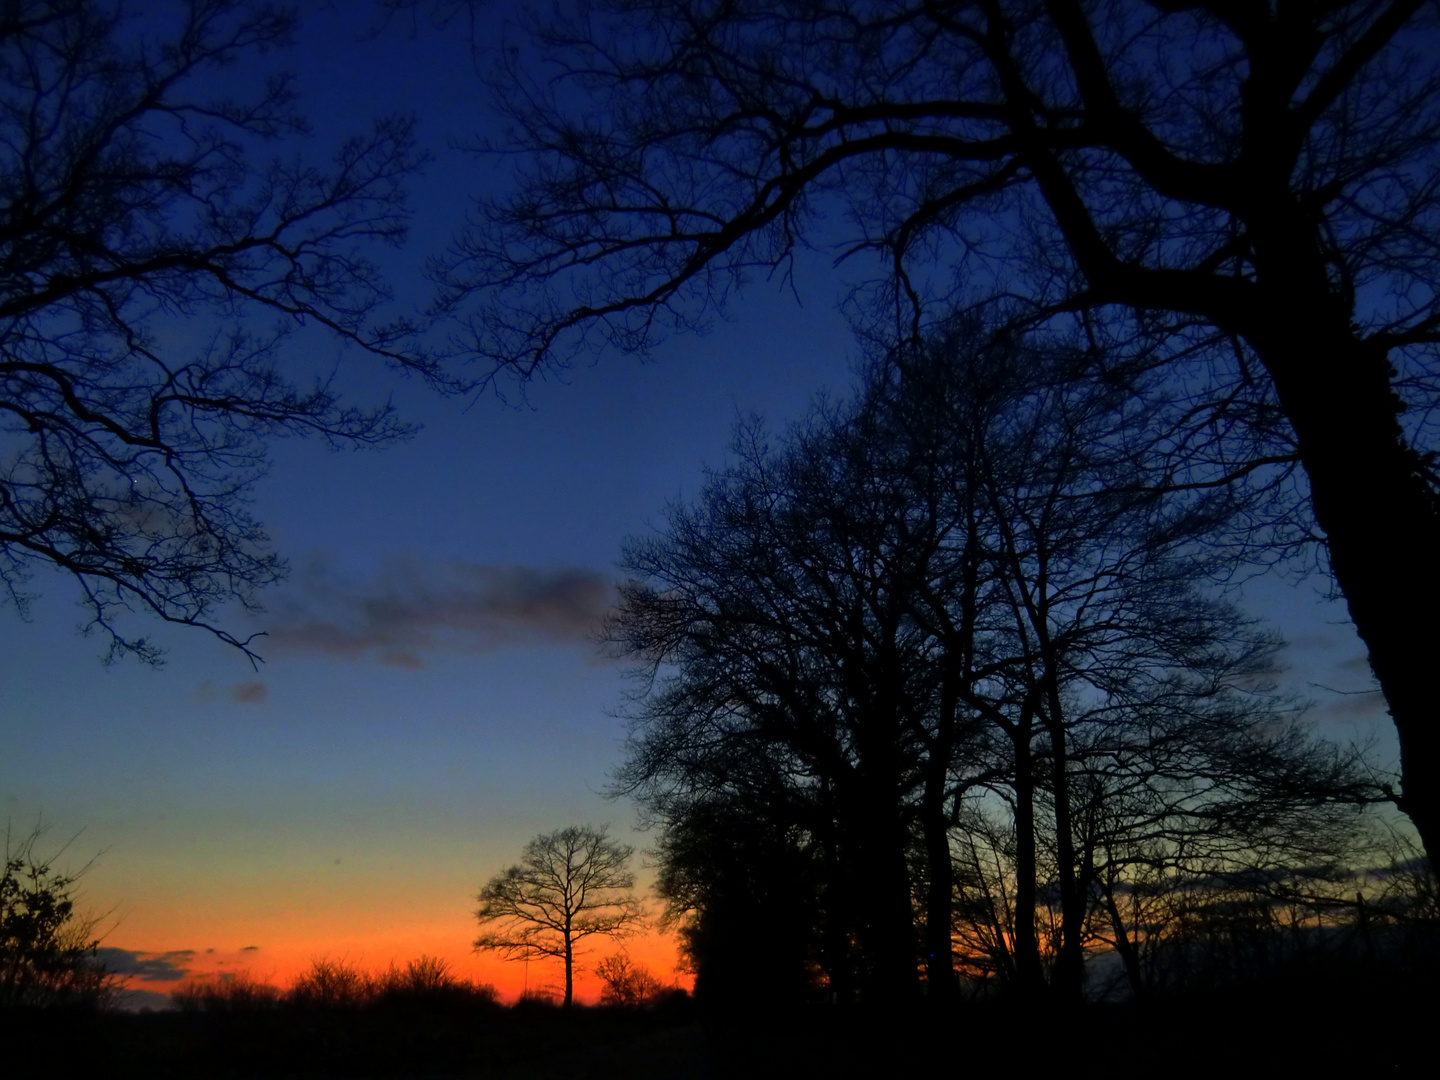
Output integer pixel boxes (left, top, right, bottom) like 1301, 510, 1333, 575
430, 0, 1440, 858
612, 320, 1381, 1006
0, 1, 442, 663
594, 951, 664, 1007
473, 824, 644, 1007
612, 405, 949, 1001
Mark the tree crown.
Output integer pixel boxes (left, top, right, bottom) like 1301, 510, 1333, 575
473, 824, 644, 964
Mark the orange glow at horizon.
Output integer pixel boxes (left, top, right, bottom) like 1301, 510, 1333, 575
89, 833, 693, 1007
115, 920, 690, 1006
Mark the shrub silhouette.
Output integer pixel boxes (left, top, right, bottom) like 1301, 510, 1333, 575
373, 956, 500, 1007
290, 957, 370, 1008
1, 825, 116, 1010
170, 956, 498, 1014
171, 970, 283, 1013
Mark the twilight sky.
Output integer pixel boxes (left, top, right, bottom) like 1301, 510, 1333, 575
0, 2, 1396, 1007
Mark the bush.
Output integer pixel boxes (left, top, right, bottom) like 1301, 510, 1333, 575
513, 988, 561, 1010
170, 956, 500, 1014
171, 970, 283, 1013
290, 956, 372, 1008
0, 825, 116, 1010
372, 955, 500, 1007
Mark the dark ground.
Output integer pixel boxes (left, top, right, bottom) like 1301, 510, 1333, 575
4, 978, 1430, 1078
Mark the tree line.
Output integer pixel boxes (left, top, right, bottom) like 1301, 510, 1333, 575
608, 322, 1416, 1005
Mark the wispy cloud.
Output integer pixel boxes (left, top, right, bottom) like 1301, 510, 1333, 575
259, 553, 615, 668
193, 681, 271, 705
230, 682, 268, 704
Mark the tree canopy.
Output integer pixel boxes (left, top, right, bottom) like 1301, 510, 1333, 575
437, 0, 1440, 858
610, 326, 1378, 1003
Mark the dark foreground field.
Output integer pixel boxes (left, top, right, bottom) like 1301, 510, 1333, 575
4, 975, 1431, 1079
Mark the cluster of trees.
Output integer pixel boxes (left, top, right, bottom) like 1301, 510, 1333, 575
593, 952, 668, 1007
175, 949, 678, 1012
609, 326, 1391, 1004
6, 0, 1439, 1020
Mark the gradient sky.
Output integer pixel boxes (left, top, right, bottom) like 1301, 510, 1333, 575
0, 2, 1397, 1008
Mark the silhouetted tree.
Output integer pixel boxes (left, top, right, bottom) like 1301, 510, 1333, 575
650, 796, 826, 1007
0, 1, 439, 663
473, 824, 644, 1007
289, 956, 371, 1009
0, 824, 115, 1010
594, 951, 664, 1007
434, 0, 1440, 860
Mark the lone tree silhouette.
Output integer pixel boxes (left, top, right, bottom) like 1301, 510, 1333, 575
473, 825, 644, 1007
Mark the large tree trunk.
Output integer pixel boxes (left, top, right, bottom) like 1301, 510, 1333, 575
1243, 204, 1440, 862
920, 771, 958, 998
848, 688, 920, 1003
563, 934, 574, 1008
1010, 715, 1046, 995
1260, 328, 1440, 858
919, 684, 962, 999
854, 794, 920, 1003
817, 784, 858, 1005
1042, 694, 1086, 1004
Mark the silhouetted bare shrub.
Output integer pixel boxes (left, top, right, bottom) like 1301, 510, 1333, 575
372, 955, 500, 1007
513, 988, 561, 1011
289, 956, 371, 1008
170, 956, 499, 1014
170, 970, 283, 1013
595, 952, 665, 1007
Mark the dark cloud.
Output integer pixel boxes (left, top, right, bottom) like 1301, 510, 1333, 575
230, 682, 268, 704
262, 553, 615, 666
241, 945, 260, 952
96, 948, 195, 982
